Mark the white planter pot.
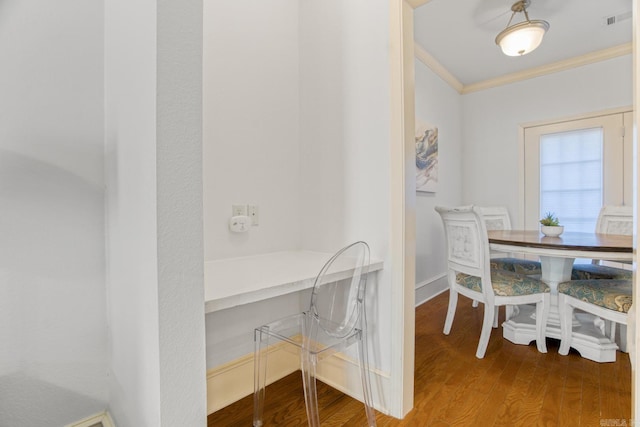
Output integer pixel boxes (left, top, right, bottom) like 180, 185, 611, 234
541, 225, 564, 237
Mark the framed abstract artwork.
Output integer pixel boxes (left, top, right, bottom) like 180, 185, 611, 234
416, 121, 438, 192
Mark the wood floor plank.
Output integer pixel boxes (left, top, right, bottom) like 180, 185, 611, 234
558, 346, 584, 426
535, 344, 570, 426
619, 354, 632, 420
599, 356, 631, 424
580, 351, 602, 427
493, 345, 543, 427
513, 349, 548, 426
208, 291, 631, 426
472, 350, 524, 426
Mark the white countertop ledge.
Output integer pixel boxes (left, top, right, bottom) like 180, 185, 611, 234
204, 250, 384, 313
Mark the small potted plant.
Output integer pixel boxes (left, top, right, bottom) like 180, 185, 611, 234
539, 212, 564, 237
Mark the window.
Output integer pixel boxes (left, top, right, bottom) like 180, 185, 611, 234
521, 110, 632, 230
539, 128, 603, 232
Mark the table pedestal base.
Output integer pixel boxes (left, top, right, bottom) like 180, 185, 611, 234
502, 304, 619, 363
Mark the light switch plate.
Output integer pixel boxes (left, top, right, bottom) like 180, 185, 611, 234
247, 205, 259, 226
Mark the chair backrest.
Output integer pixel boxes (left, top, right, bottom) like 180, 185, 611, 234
596, 205, 633, 236
479, 206, 512, 231
436, 205, 493, 301
479, 206, 513, 258
309, 241, 370, 338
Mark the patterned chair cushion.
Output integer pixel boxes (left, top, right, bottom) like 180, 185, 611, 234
571, 264, 633, 281
490, 257, 542, 275
558, 279, 632, 313
456, 269, 550, 296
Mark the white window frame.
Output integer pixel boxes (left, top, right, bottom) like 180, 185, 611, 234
518, 107, 633, 229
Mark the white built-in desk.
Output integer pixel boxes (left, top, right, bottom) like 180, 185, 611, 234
204, 250, 384, 313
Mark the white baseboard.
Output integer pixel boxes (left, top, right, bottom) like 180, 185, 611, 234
65, 411, 115, 427
315, 352, 391, 416
207, 344, 391, 416
415, 273, 448, 307
207, 340, 299, 414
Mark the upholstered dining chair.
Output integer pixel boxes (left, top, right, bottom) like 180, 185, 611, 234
253, 241, 376, 427
572, 205, 633, 280
436, 205, 551, 359
558, 278, 632, 362
480, 206, 543, 275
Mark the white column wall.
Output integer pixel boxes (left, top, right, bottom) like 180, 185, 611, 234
105, 1, 206, 426
156, 1, 206, 425
461, 56, 633, 220
104, 1, 161, 424
0, 1, 107, 425
414, 60, 463, 304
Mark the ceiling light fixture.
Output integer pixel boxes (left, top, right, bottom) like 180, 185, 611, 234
495, 0, 549, 57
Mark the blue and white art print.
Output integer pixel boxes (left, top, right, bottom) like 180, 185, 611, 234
416, 120, 438, 193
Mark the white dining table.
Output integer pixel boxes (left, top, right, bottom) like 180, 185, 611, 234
488, 230, 633, 362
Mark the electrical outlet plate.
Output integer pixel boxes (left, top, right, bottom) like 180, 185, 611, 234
229, 215, 250, 232
247, 205, 259, 226
232, 204, 247, 216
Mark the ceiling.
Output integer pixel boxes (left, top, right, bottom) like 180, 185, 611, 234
413, 0, 633, 87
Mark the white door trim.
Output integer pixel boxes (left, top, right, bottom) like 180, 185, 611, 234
389, 0, 416, 418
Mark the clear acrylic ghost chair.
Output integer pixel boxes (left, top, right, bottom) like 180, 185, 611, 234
253, 241, 376, 427
436, 205, 550, 359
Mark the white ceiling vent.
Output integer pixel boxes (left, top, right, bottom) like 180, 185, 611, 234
603, 11, 632, 26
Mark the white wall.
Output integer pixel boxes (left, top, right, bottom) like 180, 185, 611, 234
298, 0, 393, 375
0, 1, 107, 425
414, 60, 463, 303
105, 2, 160, 424
202, 0, 306, 372
461, 55, 633, 220
203, 0, 400, 413
203, 0, 301, 261
105, 1, 206, 426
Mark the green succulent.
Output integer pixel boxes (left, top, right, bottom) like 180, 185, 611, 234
539, 212, 560, 226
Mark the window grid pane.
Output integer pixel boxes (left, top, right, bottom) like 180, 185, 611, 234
539, 128, 603, 233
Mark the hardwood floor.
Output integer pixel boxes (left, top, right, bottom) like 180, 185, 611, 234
208, 291, 631, 426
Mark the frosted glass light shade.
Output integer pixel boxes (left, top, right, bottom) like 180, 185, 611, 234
496, 20, 549, 56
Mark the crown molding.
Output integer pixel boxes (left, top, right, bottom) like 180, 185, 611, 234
406, 0, 432, 9
414, 42, 632, 95
414, 43, 464, 93
462, 43, 632, 94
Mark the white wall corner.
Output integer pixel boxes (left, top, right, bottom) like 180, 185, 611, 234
406, 0, 432, 9
64, 411, 115, 427
415, 274, 448, 307
315, 353, 392, 416
414, 43, 464, 94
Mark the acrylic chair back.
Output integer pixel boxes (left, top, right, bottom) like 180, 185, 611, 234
252, 241, 376, 427
596, 205, 633, 236
309, 241, 370, 339
436, 205, 494, 304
